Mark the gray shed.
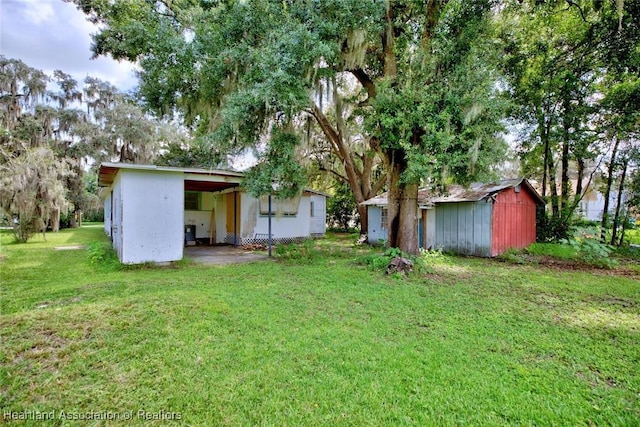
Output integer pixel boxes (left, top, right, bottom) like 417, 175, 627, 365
362, 179, 544, 257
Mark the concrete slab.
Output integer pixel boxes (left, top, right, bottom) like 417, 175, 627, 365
184, 245, 272, 265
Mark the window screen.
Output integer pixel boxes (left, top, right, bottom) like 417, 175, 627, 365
185, 192, 200, 210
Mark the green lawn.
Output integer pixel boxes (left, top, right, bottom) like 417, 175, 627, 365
1, 226, 639, 426
626, 228, 640, 245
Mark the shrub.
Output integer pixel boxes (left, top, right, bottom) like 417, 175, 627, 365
87, 242, 121, 271
356, 247, 427, 275
525, 242, 576, 259
496, 248, 528, 265
275, 239, 318, 263
566, 236, 618, 269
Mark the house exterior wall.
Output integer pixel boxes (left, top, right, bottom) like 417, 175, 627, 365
367, 206, 387, 244
435, 201, 493, 257
309, 194, 327, 236
118, 169, 184, 264
168, 188, 324, 247
111, 174, 123, 258
578, 189, 623, 222
243, 194, 312, 243
184, 192, 228, 243
491, 187, 538, 256
103, 189, 112, 237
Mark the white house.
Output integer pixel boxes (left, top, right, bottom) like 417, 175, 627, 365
98, 162, 327, 264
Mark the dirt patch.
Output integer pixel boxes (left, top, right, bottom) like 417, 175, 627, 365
512, 255, 640, 278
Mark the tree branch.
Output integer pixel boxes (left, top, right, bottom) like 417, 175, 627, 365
319, 165, 349, 184
371, 171, 387, 197
564, 1, 590, 25
350, 68, 376, 103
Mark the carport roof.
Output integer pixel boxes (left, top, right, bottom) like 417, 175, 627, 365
98, 162, 244, 192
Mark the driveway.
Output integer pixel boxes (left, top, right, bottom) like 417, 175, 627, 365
184, 245, 272, 265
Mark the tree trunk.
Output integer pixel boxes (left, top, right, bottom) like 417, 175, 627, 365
560, 119, 570, 218
385, 151, 419, 255
51, 207, 60, 232
611, 156, 628, 246
574, 157, 585, 206
311, 104, 385, 235
358, 203, 368, 235
547, 141, 559, 218
601, 135, 620, 241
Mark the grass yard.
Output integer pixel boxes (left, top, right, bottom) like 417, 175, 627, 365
1, 225, 639, 426
626, 228, 640, 245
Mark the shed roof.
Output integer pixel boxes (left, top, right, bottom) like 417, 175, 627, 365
432, 178, 545, 204
361, 188, 435, 208
361, 178, 544, 207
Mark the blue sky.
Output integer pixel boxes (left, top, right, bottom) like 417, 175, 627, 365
0, 0, 138, 92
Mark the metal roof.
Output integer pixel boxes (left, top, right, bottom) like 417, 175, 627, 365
361, 178, 545, 207
360, 188, 435, 208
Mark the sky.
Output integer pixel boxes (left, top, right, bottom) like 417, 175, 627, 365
0, 0, 139, 92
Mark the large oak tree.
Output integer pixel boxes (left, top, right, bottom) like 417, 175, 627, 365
71, 0, 507, 253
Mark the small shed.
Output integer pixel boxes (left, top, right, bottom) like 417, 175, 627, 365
98, 162, 327, 264
363, 178, 544, 257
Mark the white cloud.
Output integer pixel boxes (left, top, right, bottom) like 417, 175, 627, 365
21, 0, 54, 25
0, 0, 138, 92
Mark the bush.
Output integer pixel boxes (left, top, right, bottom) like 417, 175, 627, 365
566, 236, 618, 269
537, 213, 571, 242
87, 242, 121, 271
275, 239, 318, 263
356, 247, 428, 275
525, 242, 576, 259
496, 248, 529, 264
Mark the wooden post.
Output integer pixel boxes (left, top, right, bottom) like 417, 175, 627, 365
209, 207, 216, 245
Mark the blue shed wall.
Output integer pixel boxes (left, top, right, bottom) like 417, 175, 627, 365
435, 201, 493, 257
367, 206, 387, 244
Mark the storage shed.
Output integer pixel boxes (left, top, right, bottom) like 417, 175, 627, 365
98, 163, 327, 264
363, 178, 544, 257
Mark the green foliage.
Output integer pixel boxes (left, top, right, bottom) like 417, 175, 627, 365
625, 228, 640, 245
536, 211, 572, 242
356, 247, 427, 275
243, 129, 307, 199
155, 139, 223, 169
525, 242, 576, 259
327, 179, 359, 231
566, 236, 619, 269
0, 55, 185, 235
496, 248, 529, 265
87, 241, 121, 272
0, 147, 71, 242
365, 8, 507, 187
274, 238, 318, 263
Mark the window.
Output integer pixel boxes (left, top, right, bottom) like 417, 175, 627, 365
185, 192, 200, 210
310, 201, 315, 217
259, 194, 300, 216
381, 207, 388, 229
